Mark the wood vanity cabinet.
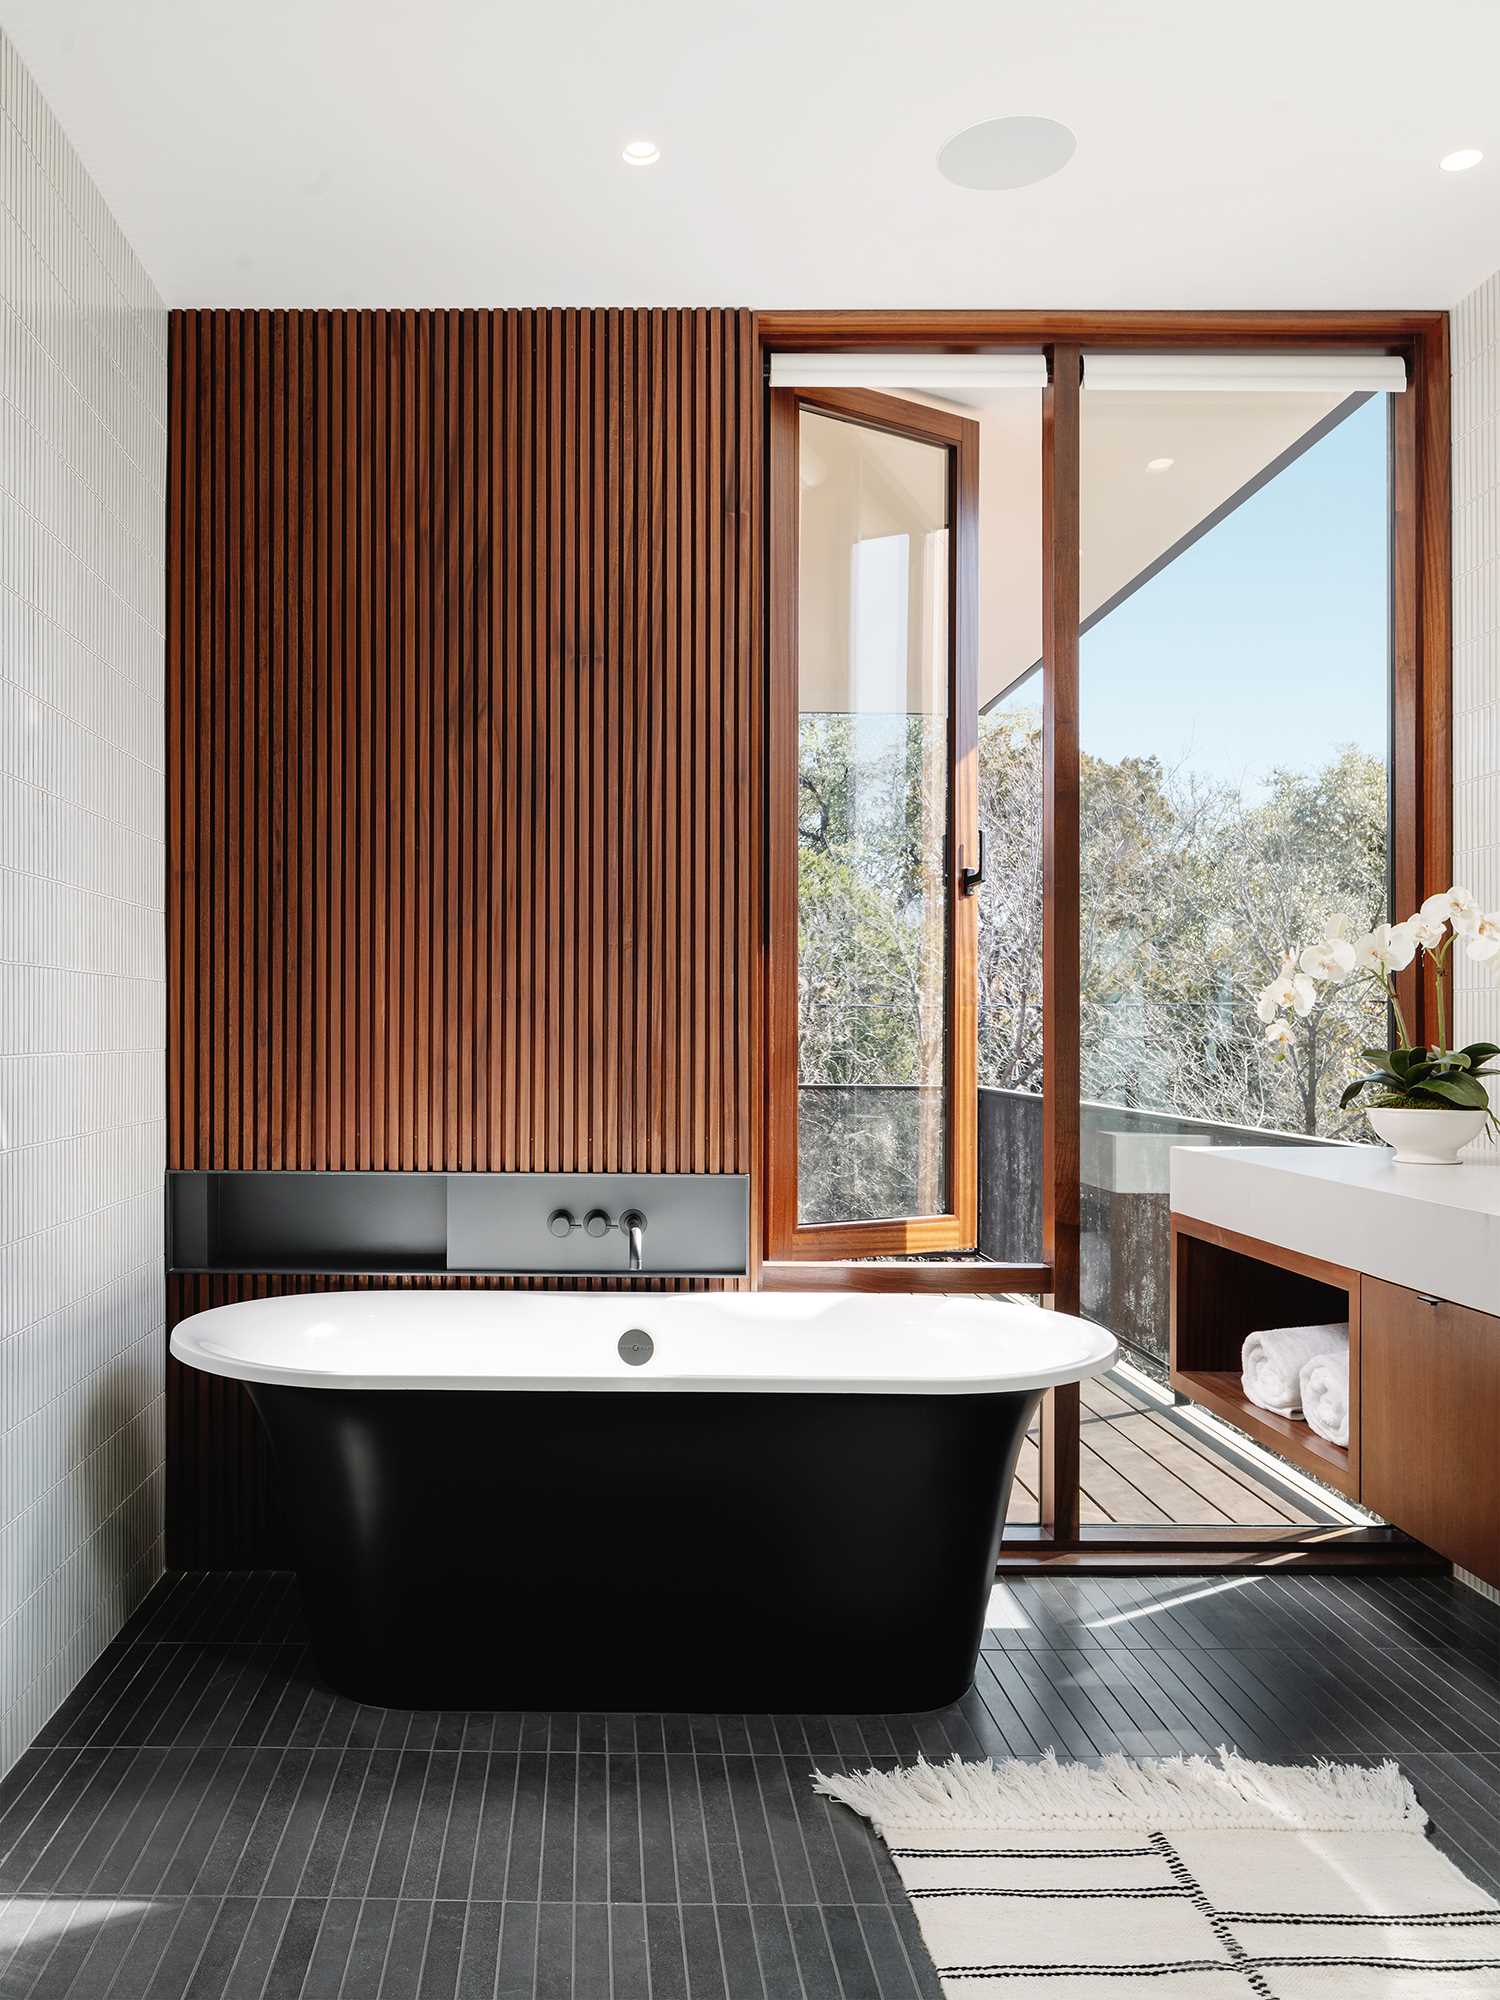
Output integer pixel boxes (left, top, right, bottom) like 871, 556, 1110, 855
1170, 1212, 1500, 1587
1360, 1276, 1500, 1587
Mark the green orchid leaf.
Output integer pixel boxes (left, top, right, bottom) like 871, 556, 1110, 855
1340, 1077, 1391, 1108
1414, 1074, 1489, 1109
1358, 1049, 1404, 1074
1458, 1042, 1500, 1063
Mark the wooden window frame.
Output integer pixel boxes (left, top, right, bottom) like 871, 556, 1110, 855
758, 311, 1451, 1556
766, 384, 981, 1262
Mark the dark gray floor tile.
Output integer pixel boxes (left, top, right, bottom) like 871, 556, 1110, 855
261, 1895, 325, 1999
573, 1902, 611, 2000
341, 1898, 400, 1998
572, 1756, 609, 1905
680, 1901, 727, 1997
454, 1900, 501, 2000
608, 1905, 650, 1998
326, 1752, 400, 1899
499, 1755, 546, 1903
280, 1895, 358, 2000
856, 1902, 937, 2000
7, 1567, 1500, 1998
467, 1758, 520, 1903
645, 1903, 689, 2000
714, 1902, 767, 2000
536, 1755, 576, 1903
418, 1896, 470, 2000
825, 1903, 885, 2000
635, 1758, 680, 1905
378, 1897, 433, 1999
746, 1904, 802, 1999
785, 1905, 844, 2000
532, 1900, 573, 2000
493, 1900, 537, 2000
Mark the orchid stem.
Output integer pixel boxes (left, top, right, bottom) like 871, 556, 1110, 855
1388, 977, 1412, 1052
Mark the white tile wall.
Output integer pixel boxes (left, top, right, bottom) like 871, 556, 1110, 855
1453, 273, 1500, 1156
0, 29, 165, 1776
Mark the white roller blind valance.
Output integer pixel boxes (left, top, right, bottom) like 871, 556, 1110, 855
1082, 353, 1407, 395
769, 352, 1048, 392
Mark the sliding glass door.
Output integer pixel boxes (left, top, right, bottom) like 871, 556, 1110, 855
1072, 385, 1392, 1528
760, 315, 1450, 1556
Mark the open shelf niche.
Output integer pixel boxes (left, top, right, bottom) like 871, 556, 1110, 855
1169, 1214, 1361, 1499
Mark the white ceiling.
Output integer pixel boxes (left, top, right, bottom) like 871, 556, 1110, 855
8, 0, 1500, 310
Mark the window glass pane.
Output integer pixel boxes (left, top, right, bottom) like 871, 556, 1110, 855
796, 410, 950, 1225
1076, 387, 1390, 1528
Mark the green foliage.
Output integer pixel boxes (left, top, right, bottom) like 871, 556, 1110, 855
1339, 1042, 1500, 1117
798, 706, 1393, 1179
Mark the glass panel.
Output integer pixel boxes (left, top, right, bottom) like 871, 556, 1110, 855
795, 410, 951, 1226
969, 387, 1047, 1278
979, 673, 1045, 1266
1077, 386, 1390, 1529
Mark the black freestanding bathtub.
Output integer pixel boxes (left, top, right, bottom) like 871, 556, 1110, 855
170, 1291, 1115, 1711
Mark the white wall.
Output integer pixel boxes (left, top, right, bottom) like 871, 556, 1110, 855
0, 29, 165, 1775
1453, 273, 1500, 1157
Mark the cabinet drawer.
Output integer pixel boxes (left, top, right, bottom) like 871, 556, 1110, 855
1361, 1276, 1500, 1586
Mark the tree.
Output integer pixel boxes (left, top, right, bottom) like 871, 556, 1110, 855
794, 703, 1390, 1221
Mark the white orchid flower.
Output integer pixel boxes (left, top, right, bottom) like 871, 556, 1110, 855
1421, 886, 1481, 936
1263, 1019, 1295, 1052
1353, 922, 1419, 974
1298, 936, 1357, 983
1464, 911, 1500, 963
1257, 957, 1317, 1019
1406, 911, 1446, 952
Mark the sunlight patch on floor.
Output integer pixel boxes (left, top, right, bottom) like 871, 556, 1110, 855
985, 1581, 1031, 1630
0, 1898, 156, 1949
1083, 1572, 1264, 1631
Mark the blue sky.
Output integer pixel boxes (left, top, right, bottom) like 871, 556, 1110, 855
1003, 395, 1389, 796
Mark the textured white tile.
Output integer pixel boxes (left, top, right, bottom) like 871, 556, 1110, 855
0, 27, 164, 1781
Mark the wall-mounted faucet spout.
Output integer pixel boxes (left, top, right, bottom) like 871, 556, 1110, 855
621, 1209, 647, 1273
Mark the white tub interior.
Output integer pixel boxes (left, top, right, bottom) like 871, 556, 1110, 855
170, 1289, 1118, 1395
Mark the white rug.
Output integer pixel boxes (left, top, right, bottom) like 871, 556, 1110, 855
814, 1750, 1500, 1997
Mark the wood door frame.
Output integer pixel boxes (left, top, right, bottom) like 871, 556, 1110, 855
766, 383, 981, 1261
756, 310, 1452, 1560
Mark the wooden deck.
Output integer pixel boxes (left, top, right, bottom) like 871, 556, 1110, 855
1008, 1366, 1337, 1528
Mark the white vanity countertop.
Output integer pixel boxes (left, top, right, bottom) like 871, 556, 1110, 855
1169, 1144, 1500, 1317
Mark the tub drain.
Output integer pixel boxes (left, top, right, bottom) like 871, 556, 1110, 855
618, 1329, 654, 1366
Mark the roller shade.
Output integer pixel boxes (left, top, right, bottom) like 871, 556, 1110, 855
769, 351, 1048, 392
1082, 353, 1407, 394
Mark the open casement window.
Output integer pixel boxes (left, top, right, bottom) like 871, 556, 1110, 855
767, 387, 980, 1259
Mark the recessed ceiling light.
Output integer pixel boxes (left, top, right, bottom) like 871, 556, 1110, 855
622, 140, 660, 168
1146, 456, 1175, 472
1440, 148, 1483, 173
937, 116, 1076, 191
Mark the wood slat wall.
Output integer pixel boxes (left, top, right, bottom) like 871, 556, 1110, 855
166, 309, 762, 1564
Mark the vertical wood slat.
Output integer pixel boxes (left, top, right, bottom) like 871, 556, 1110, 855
166, 308, 762, 1565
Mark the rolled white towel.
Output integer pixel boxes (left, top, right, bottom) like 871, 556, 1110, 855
1241, 1322, 1349, 1418
1300, 1346, 1350, 1446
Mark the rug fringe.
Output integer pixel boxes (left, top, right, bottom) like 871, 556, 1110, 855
812, 1749, 1427, 1835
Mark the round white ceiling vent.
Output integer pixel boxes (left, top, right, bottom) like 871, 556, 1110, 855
937, 116, 1077, 191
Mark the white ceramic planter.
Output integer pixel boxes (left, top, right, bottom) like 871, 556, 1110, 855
1365, 1105, 1488, 1164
